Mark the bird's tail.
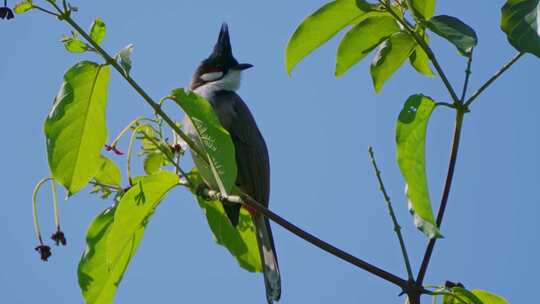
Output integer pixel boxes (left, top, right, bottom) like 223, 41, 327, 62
253, 214, 281, 303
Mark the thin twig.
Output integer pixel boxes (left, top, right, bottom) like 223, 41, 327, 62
368, 147, 414, 281
460, 51, 474, 102
32, 5, 60, 17
32, 177, 55, 245
89, 181, 124, 193
465, 52, 524, 107
416, 110, 465, 285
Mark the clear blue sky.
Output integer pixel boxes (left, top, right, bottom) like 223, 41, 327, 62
1, 1, 539, 303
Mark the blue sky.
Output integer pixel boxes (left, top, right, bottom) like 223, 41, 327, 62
1, 0, 539, 303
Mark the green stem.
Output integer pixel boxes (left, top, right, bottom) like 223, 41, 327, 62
368, 147, 414, 281
141, 132, 194, 188
89, 181, 124, 193
110, 117, 158, 149
465, 52, 524, 107
460, 51, 473, 102
32, 5, 60, 17
50, 179, 60, 230
32, 177, 54, 244
126, 125, 145, 184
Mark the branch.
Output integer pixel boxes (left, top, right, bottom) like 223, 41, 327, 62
416, 110, 465, 285
368, 147, 414, 281
465, 52, 524, 107
201, 188, 410, 290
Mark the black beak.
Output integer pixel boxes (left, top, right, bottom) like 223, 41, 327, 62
232, 63, 253, 70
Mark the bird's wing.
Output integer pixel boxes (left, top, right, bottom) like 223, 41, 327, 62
211, 91, 270, 207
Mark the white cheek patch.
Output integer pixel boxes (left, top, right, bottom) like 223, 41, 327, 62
200, 71, 224, 82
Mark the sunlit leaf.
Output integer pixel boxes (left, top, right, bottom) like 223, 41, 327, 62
90, 17, 106, 45
95, 155, 122, 187
170, 88, 237, 195
285, 0, 372, 75
396, 94, 441, 238
407, 0, 436, 20
14, 1, 33, 14
501, 0, 540, 57
78, 206, 143, 304
370, 32, 417, 93
45, 61, 110, 194
425, 15, 477, 56
62, 35, 88, 53
107, 172, 179, 271
336, 15, 400, 76
143, 152, 166, 175
472, 290, 509, 304
190, 170, 262, 272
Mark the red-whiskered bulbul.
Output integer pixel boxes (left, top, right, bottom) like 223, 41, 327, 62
185, 23, 281, 303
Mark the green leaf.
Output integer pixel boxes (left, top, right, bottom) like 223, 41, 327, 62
143, 152, 166, 175
472, 290, 509, 304
425, 15, 477, 56
396, 94, 441, 238
336, 15, 400, 76
407, 0, 436, 20
107, 172, 178, 271
90, 17, 106, 45
45, 61, 110, 194
170, 88, 237, 195
78, 206, 144, 304
14, 1, 33, 14
62, 35, 88, 53
114, 44, 134, 76
95, 156, 122, 187
190, 170, 262, 272
501, 0, 540, 57
370, 32, 417, 93
449, 287, 484, 304
285, 0, 371, 75
409, 31, 435, 76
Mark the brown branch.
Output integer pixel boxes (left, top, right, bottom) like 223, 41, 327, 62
416, 110, 465, 285
199, 187, 409, 290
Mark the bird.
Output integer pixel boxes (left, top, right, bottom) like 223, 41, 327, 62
184, 23, 281, 303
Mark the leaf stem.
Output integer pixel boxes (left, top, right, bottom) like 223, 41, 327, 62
32, 177, 54, 245
89, 181, 124, 193
110, 117, 158, 149
460, 51, 473, 102
416, 109, 465, 285
465, 52, 524, 107
50, 179, 60, 230
368, 147, 414, 281
32, 5, 60, 17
